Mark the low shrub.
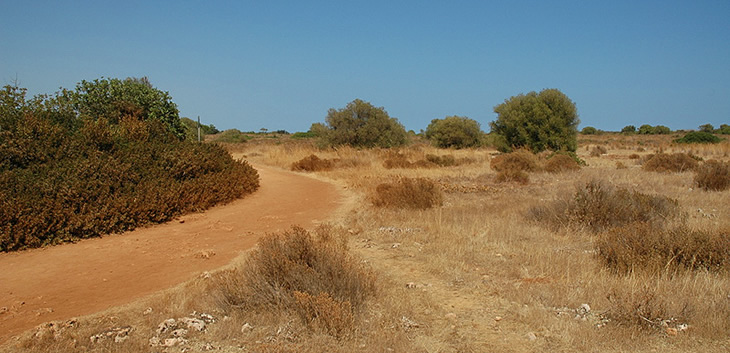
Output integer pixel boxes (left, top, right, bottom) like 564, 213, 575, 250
425, 154, 457, 167
214, 226, 375, 337
695, 160, 730, 191
215, 129, 249, 143
674, 131, 722, 144
544, 154, 581, 173
628, 154, 640, 160
490, 149, 539, 172
494, 169, 529, 184
528, 180, 681, 233
291, 154, 334, 172
642, 153, 699, 173
597, 223, 730, 274
372, 177, 443, 209
590, 145, 607, 157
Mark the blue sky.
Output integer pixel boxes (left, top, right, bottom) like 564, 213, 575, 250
1, 0, 728, 133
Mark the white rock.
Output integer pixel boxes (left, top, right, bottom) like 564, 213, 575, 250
527, 332, 537, 341
241, 323, 254, 333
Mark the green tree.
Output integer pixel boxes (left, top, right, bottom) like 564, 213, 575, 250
581, 126, 598, 135
717, 124, 730, 135
653, 125, 671, 134
699, 124, 715, 133
71, 77, 185, 139
490, 89, 579, 152
638, 124, 655, 134
621, 125, 636, 134
425, 116, 483, 148
320, 99, 408, 148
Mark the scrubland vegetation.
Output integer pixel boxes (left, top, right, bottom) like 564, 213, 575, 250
0, 80, 259, 251
6, 131, 730, 353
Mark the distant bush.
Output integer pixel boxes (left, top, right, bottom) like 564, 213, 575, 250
642, 153, 699, 173
291, 131, 318, 139
674, 131, 722, 144
544, 154, 581, 173
528, 180, 680, 233
581, 126, 598, 135
214, 226, 375, 337
590, 145, 607, 157
424, 116, 484, 149
215, 129, 249, 143
653, 125, 671, 134
597, 223, 730, 274
621, 125, 636, 134
490, 149, 539, 173
372, 178, 443, 209
291, 154, 334, 172
695, 160, 730, 191
717, 124, 730, 135
0, 82, 259, 251
638, 124, 655, 135
317, 99, 408, 148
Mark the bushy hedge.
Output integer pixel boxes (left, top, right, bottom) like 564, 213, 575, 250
0, 83, 259, 251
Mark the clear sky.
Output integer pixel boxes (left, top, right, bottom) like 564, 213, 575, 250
1, 0, 728, 133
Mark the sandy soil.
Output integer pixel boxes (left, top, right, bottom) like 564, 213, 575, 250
0, 163, 346, 343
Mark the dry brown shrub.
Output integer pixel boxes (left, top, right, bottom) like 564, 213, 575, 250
628, 153, 640, 159
528, 180, 680, 233
605, 285, 692, 331
642, 153, 699, 173
694, 160, 730, 191
372, 178, 443, 209
544, 154, 580, 173
590, 145, 608, 157
490, 149, 539, 172
291, 154, 334, 172
214, 226, 375, 336
616, 161, 627, 169
293, 291, 355, 338
597, 223, 730, 275
494, 169, 529, 184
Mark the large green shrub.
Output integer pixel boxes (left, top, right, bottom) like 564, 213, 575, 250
490, 88, 579, 153
318, 99, 408, 148
0, 81, 259, 251
424, 115, 483, 148
674, 131, 722, 144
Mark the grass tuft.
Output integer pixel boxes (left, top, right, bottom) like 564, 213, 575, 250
694, 160, 730, 191
372, 177, 443, 209
291, 154, 335, 172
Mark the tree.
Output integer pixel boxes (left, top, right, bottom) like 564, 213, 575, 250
581, 126, 598, 135
425, 116, 483, 148
699, 124, 715, 133
653, 125, 671, 134
718, 124, 730, 135
319, 99, 408, 148
638, 124, 655, 134
621, 125, 636, 134
490, 88, 579, 152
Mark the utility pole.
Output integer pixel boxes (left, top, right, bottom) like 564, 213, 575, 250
197, 116, 201, 142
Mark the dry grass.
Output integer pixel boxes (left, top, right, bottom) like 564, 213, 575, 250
5, 135, 730, 353
372, 177, 443, 209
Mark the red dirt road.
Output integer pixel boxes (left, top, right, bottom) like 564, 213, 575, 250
0, 164, 346, 343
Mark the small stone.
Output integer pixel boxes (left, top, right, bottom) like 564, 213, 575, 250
445, 312, 457, 320
677, 323, 689, 332
391, 243, 401, 249
143, 307, 153, 315
405, 282, 417, 289
172, 328, 188, 337
579, 303, 591, 314
180, 317, 206, 331
241, 323, 254, 333
527, 332, 537, 341
494, 316, 503, 322
157, 318, 177, 335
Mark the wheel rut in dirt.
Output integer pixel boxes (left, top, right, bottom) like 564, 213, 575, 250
0, 164, 346, 343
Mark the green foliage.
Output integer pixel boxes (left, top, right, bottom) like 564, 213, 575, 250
638, 124, 655, 134
71, 77, 186, 139
653, 125, 671, 134
674, 131, 722, 144
490, 88, 579, 153
319, 99, 408, 148
424, 115, 483, 148
717, 124, 730, 135
180, 117, 219, 141
0, 82, 259, 251
215, 129, 249, 143
291, 131, 318, 139
580, 126, 598, 135
621, 125, 636, 134
699, 123, 715, 133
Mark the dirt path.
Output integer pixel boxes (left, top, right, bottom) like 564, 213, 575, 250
0, 164, 346, 343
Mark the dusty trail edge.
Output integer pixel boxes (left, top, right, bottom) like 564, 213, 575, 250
0, 162, 352, 343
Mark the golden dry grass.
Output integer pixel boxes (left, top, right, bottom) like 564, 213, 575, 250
5, 135, 730, 353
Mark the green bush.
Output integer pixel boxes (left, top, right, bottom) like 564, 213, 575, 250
317, 99, 408, 148
0, 81, 260, 251
621, 125, 636, 134
490, 88, 579, 152
675, 131, 722, 144
424, 116, 483, 148
215, 129, 249, 143
581, 126, 598, 135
